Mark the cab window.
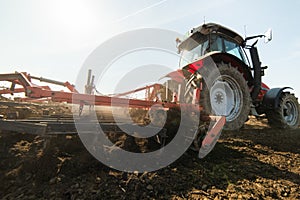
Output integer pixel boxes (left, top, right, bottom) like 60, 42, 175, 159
210, 34, 223, 52
223, 39, 247, 63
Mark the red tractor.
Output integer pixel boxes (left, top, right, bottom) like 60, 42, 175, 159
172, 23, 299, 130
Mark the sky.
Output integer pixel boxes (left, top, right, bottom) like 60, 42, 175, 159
0, 0, 300, 98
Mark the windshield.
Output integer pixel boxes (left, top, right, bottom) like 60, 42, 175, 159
179, 33, 248, 67
179, 34, 209, 67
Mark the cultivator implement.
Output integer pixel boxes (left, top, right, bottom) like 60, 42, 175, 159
0, 70, 226, 158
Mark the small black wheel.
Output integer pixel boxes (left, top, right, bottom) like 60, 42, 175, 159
266, 92, 300, 129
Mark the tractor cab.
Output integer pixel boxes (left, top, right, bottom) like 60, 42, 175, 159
177, 23, 249, 67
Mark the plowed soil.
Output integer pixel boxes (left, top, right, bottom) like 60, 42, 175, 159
0, 102, 299, 199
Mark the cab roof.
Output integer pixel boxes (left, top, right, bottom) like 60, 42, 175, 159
179, 23, 244, 49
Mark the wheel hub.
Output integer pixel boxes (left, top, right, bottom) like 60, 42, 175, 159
283, 100, 298, 125
214, 92, 224, 104
209, 77, 242, 122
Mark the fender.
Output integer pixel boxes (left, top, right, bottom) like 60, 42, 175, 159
184, 52, 253, 85
262, 87, 293, 109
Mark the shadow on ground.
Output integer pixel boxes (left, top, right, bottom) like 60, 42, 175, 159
0, 126, 299, 199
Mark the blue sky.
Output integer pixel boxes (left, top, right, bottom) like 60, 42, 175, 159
0, 0, 299, 97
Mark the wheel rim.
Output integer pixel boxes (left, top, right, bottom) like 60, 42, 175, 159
283, 99, 298, 126
209, 75, 242, 122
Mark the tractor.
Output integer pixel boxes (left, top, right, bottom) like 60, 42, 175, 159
168, 22, 299, 131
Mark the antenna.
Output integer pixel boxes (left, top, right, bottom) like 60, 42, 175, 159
203, 16, 206, 24
244, 25, 247, 38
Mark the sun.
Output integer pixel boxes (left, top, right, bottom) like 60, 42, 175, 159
53, 1, 97, 34
42, 0, 117, 40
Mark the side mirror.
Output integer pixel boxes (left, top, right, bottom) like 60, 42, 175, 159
264, 28, 272, 43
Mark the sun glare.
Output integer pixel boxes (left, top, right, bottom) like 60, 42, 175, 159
55, 1, 97, 34
43, 0, 115, 40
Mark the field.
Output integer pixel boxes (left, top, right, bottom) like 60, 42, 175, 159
0, 101, 299, 199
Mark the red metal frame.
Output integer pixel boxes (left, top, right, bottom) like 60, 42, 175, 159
0, 71, 226, 157
0, 72, 203, 111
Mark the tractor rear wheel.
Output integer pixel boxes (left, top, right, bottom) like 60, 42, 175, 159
266, 92, 300, 129
199, 62, 251, 130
